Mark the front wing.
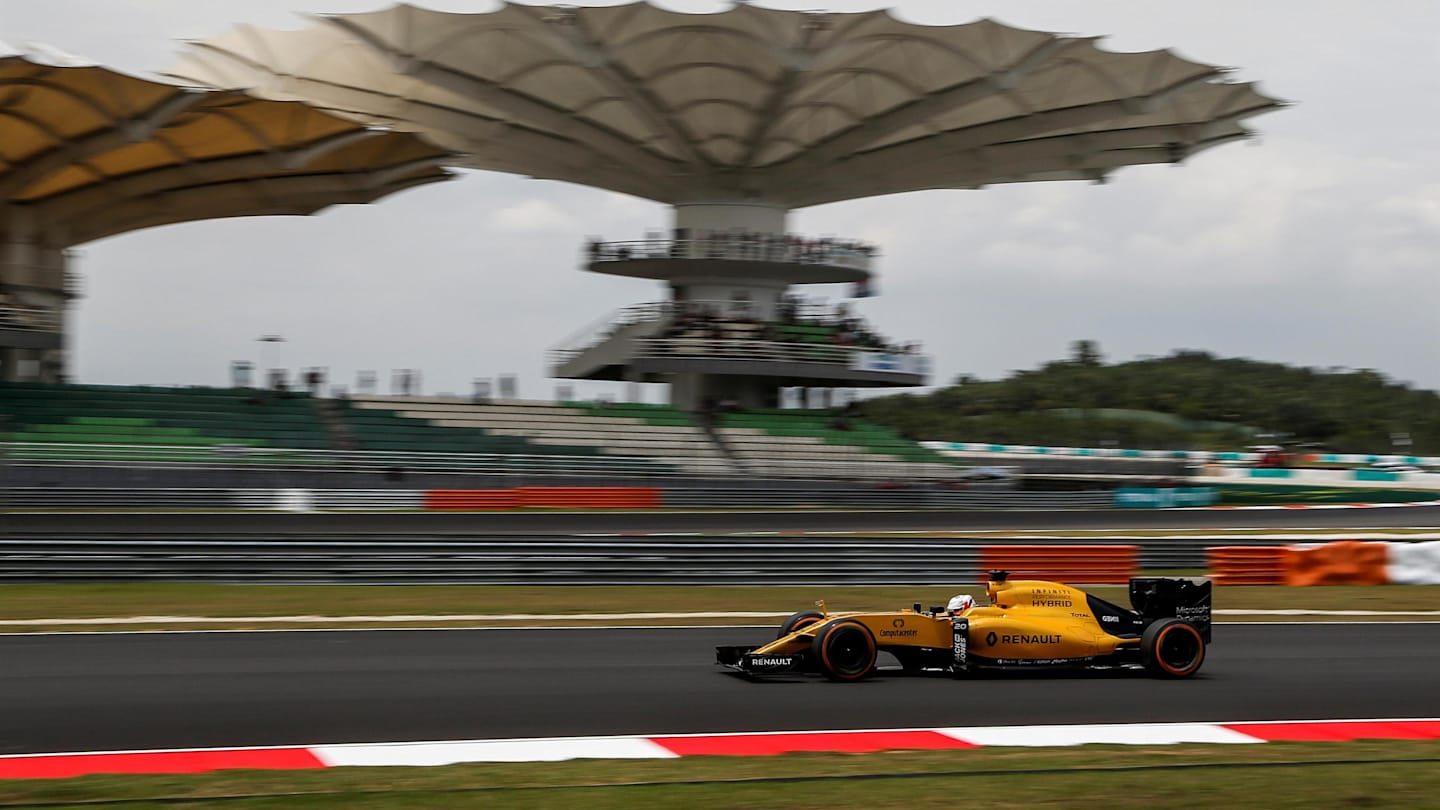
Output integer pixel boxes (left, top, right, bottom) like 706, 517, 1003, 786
716, 645, 808, 675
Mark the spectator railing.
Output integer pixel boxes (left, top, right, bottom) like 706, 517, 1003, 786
633, 337, 928, 373
550, 299, 921, 365
0, 304, 60, 332
550, 301, 672, 358
586, 238, 874, 272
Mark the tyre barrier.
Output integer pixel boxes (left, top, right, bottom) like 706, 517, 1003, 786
423, 488, 662, 510
1206, 547, 1289, 585
512, 486, 662, 509
978, 545, 1138, 584
1286, 541, 1389, 586
1209, 541, 1440, 585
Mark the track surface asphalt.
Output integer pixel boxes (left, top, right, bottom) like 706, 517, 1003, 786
9, 506, 1440, 535
2, 624, 1436, 755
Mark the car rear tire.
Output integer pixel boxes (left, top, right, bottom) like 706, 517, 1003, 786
811, 619, 877, 681
777, 610, 825, 639
1141, 618, 1206, 678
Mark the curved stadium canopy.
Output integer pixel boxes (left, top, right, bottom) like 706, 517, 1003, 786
171, 1, 1283, 209
0, 43, 452, 247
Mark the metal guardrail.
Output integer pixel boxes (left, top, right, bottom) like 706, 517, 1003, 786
0, 534, 1267, 583
0, 487, 1093, 511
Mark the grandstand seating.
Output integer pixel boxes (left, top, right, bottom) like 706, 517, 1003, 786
713, 408, 961, 479
0, 382, 332, 460
0, 383, 966, 480
340, 396, 724, 476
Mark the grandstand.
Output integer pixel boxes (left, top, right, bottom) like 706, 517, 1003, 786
713, 409, 959, 479
0, 382, 330, 461
0, 382, 967, 480
339, 396, 699, 476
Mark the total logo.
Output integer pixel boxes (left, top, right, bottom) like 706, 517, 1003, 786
880, 617, 918, 638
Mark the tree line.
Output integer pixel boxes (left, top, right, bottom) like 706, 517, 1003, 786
859, 342, 1438, 455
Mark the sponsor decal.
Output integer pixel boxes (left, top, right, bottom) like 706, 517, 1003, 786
952, 618, 968, 665
1176, 605, 1210, 617
984, 631, 998, 647
1029, 587, 1073, 608
996, 651, 1094, 665
880, 618, 918, 638
1101, 615, 1119, 623
746, 655, 795, 668
999, 634, 1062, 645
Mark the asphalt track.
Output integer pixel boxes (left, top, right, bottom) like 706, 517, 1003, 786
7, 506, 1440, 535
2, 623, 1437, 755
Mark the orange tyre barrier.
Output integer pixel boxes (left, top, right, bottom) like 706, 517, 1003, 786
424, 487, 663, 510
423, 490, 521, 510
1206, 546, 1288, 585
1285, 541, 1389, 586
979, 545, 1137, 584
515, 487, 662, 509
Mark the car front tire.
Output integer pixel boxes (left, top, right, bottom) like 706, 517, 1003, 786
811, 619, 877, 681
777, 610, 825, 639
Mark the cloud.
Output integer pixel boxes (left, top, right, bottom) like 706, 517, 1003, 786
487, 199, 580, 234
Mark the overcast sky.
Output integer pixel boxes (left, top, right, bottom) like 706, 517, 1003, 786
6, 0, 1439, 400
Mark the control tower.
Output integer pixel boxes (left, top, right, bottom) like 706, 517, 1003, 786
0, 45, 451, 383
173, 2, 1281, 409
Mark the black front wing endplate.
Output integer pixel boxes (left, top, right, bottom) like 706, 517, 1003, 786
716, 645, 806, 675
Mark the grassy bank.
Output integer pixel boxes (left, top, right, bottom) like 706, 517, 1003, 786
1, 741, 1437, 808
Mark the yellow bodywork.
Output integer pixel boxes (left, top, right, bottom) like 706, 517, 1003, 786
749, 579, 1138, 662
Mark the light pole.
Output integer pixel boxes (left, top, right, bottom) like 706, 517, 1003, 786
256, 334, 285, 389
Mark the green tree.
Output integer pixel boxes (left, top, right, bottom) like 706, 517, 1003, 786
1070, 340, 1103, 368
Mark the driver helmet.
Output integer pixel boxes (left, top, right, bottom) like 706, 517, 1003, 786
946, 594, 976, 615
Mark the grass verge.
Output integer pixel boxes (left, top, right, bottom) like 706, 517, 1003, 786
0, 741, 1437, 808
0, 583, 1438, 633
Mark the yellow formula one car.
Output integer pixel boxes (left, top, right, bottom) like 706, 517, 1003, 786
717, 572, 1211, 680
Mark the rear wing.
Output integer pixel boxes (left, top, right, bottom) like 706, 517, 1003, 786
1129, 577, 1212, 642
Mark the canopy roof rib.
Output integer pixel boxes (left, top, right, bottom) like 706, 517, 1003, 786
525, 4, 708, 168
0, 48, 454, 248
170, 1, 1284, 208
317, 12, 680, 177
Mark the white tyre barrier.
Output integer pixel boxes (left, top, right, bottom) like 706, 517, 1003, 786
1387, 541, 1440, 585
